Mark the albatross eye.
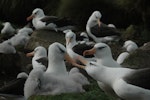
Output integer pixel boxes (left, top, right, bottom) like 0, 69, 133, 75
34, 11, 39, 15
95, 16, 98, 19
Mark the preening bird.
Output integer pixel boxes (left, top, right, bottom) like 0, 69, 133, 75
86, 11, 120, 43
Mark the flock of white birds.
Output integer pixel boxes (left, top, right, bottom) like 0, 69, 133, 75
0, 8, 150, 100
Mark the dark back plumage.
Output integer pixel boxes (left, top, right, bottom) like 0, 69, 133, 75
123, 68, 150, 90
41, 16, 75, 27
90, 23, 121, 37
36, 57, 48, 68
72, 43, 94, 58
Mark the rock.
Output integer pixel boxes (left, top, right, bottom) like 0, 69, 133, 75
25, 29, 65, 50
0, 51, 32, 76
140, 42, 150, 51
18, 52, 32, 74
109, 43, 123, 60
0, 53, 21, 76
122, 42, 150, 69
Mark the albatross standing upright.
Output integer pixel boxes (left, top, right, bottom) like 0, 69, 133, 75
24, 42, 86, 99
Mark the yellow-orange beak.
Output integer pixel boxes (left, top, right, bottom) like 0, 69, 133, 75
83, 48, 96, 56
26, 14, 35, 21
66, 38, 71, 45
97, 19, 101, 27
64, 53, 85, 69
26, 51, 35, 57
77, 56, 88, 65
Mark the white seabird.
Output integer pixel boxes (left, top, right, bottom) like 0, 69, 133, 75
65, 30, 94, 62
24, 42, 86, 99
69, 67, 90, 86
116, 40, 138, 64
83, 43, 121, 67
123, 40, 138, 53
83, 43, 122, 98
27, 8, 75, 31
1, 22, 15, 36
26, 46, 48, 69
0, 40, 16, 54
86, 11, 120, 43
9, 27, 33, 47
75, 57, 150, 100
116, 52, 130, 64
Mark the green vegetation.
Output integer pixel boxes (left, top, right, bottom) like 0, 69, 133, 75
28, 79, 116, 100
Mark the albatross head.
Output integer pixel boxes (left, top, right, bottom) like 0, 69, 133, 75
27, 8, 45, 21
48, 42, 67, 61
26, 46, 47, 59
2, 22, 11, 26
46, 42, 71, 75
48, 42, 77, 64
87, 11, 102, 28
83, 43, 112, 59
65, 30, 76, 48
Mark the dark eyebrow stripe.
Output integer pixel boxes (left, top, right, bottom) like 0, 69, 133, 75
57, 45, 65, 53
97, 46, 106, 49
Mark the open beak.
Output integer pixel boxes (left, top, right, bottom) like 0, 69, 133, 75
26, 14, 35, 21
26, 51, 35, 57
83, 48, 96, 56
97, 19, 101, 27
64, 53, 85, 69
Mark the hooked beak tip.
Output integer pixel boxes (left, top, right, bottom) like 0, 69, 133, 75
97, 19, 101, 27
26, 51, 34, 57
26, 15, 34, 21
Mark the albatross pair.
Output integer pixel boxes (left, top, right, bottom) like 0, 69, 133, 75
74, 43, 150, 100
24, 42, 89, 99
